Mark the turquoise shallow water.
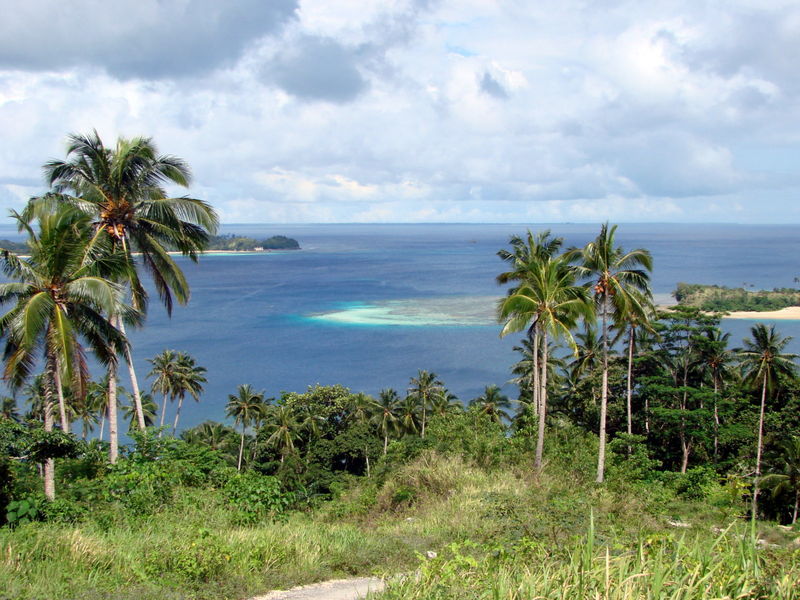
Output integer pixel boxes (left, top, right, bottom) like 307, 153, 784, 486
1, 222, 799, 431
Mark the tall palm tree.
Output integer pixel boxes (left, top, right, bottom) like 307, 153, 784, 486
347, 393, 379, 476
396, 395, 421, 436
695, 328, 732, 459
497, 230, 564, 417
374, 388, 400, 454
122, 392, 157, 431
148, 349, 181, 434
611, 289, 656, 445
469, 385, 512, 424
171, 352, 207, 435
498, 253, 592, 471
573, 223, 652, 483
29, 131, 219, 430
407, 370, 443, 438
225, 384, 267, 471
0, 206, 135, 476
738, 324, 797, 518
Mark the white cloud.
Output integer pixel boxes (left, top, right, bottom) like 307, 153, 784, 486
0, 0, 799, 223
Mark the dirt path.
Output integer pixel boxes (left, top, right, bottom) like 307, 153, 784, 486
249, 577, 385, 600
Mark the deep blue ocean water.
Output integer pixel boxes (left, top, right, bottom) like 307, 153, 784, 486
2, 222, 799, 432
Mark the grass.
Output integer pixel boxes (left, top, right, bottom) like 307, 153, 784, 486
2, 448, 799, 600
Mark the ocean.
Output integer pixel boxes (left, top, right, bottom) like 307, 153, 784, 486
1, 222, 799, 431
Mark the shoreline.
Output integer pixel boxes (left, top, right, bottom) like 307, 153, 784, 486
658, 304, 800, 321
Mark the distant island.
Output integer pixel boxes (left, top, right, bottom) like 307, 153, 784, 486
2, 235, 301, 254
674, 282, 800, 312
204, 234, 300, 251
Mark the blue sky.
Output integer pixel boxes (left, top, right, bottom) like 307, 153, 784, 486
0, 0, 798, 224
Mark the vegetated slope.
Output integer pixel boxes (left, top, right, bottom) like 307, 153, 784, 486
674, 282, 800, 312
2, 418, 798, 600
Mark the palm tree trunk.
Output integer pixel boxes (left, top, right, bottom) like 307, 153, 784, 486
173, 396, 184, 436
237, 423, 245, 472
384, 432, 388, 455
792, 490, 799, 524
596, 297, 609, 484
626, 326, 634, 435
534, 330, 548, 472
713, 378, 720, 460
365, 445, 371, 478
117, 317, 145, 431
531, 325, 540, 418
421, 402, 427, 438
752, 376, 767, 519
108, 360, 119, 464
99, 408, 105, 441
626, 325, 634, 454
159, 392, 169, 438
53, 357, 69, 432
43, 391, 55, 501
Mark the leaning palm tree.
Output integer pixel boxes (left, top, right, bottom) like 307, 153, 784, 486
407, 370, 443, 438
170, 352, 207, 435
573, 223, 653, 483
225, 384, 267, 471
0, 205, 134, 490
498, 253, 592, 472
28, 131, 219, 430
738, 324, 797, 518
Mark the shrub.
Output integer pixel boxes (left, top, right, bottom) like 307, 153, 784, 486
223, 472, 294, 523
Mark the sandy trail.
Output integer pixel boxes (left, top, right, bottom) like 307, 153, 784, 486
249, 577, 385, 600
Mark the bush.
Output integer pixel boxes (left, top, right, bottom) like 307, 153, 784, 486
223, 472, 294, 523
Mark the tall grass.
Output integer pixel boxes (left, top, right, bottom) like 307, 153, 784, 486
376, 516, 800, 600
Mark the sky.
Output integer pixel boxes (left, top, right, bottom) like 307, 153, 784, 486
0, 0, 799, 224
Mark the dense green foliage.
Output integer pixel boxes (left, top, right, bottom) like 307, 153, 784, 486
205, 234, 300, 251
675, 282, 800, 312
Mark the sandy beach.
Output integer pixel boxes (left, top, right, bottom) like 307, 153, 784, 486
722, 306, 800, 320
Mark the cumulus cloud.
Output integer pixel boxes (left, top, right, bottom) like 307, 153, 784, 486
0, 0, 799, 223
0, 0, 298, 78
264, 36, 368, 103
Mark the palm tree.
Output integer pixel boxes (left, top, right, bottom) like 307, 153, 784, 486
29, 131, 219, 430
347, 393, 379, 476
497, 230, 564, 417
573, 223, 653, 483
122, 392, 157, 431
182, 421, 239, 463
396, 395, 420, 436
262, 405, 300, 463
0, 206, 134, 477
148, 349, 181, 434
761, 437, 800, 524
407, 370, 443, 438
225, 384, 267, 471
611, 289, 656, 446
373, 389, 400, 454
469, 385, 512, 424
0, 396, 19, 421
738, 324, 797, 518
498, 253, 592, 472
429, 388, 462, 418
695, 328, 732, 459
171, 352, 207, 435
